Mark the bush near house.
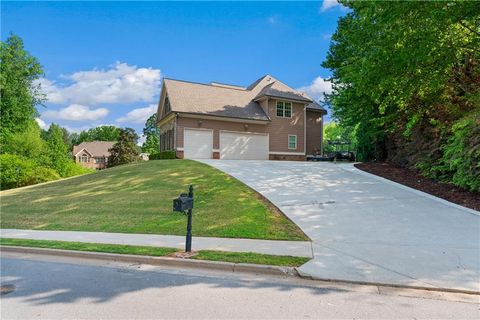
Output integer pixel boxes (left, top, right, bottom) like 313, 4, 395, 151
149, 150, 176, 160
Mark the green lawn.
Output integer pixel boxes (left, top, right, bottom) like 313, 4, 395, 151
0, 238, 310, 267
0, 160, 306, 240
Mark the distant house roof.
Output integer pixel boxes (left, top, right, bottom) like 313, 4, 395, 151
161, 75, 324, 121
73, 141, 116, 157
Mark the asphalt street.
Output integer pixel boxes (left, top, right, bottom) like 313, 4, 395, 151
1, 252, 479, 319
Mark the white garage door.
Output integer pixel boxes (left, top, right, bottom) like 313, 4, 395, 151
184, 129, 213, 159
220, 131, 269, 160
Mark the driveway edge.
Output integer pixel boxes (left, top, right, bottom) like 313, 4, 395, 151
339, 163, 480, 216
0, 245, 297, 277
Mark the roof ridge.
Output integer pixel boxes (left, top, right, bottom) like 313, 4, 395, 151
164, 78, 248, 92
246, 74, 275, 90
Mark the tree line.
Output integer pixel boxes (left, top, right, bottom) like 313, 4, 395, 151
0, 35, 160, 189
323, 1, 479, 192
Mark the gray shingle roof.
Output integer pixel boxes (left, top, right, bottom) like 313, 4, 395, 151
253, 81, 312, 103
164, 79, 269, 121
306, 101, 327, 114
162, 75, 317, 121
73, 141, 116, 157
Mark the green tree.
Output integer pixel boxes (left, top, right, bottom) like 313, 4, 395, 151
44, 124, 72, 176
75, 125, 121, 145
3, 121, 48, 161
323, 122, 354, 154
323, 1, 480, 190
0, 34, 45, 146
108, 128, 139, 167
142, 113, 160, 153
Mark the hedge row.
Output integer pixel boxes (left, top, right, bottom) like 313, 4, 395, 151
149, 150, 176, 160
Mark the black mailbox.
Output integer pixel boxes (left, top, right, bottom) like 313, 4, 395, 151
172, 185, 194, 252
173, 193, 193, 212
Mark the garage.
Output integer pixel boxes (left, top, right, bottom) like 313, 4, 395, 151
219, 131, 269, 160
183, 128, 213, 159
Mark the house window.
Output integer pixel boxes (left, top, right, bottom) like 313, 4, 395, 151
288, 135, 297, 150
276, 101, 292, 118
95, 157, 105, 163
160, 128, 174, 152
80, 154, 89, 163
164, 96, 171, 114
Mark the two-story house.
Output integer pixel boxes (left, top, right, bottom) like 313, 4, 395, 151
156, 75, 326, 161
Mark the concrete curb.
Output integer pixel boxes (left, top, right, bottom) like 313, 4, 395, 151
0, 245, 296, 277
295, 268, 480, 296
338, 163, 480, 216
3, 245, 478, 296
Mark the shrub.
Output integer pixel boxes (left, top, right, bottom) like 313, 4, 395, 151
0, 154, 60, 190
149, 150, 176, 160
32, 167, 62, 184
417, 112, 480, 192
61, 161, 95, 177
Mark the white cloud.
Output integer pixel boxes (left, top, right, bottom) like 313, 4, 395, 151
320, 0, 344, 12
37, 62, 161, 105
35, 118, 49, 130
42, 104, 109, 121
63, 125, 94, 134
297, 77, 333, 102
116, 104, 157, 124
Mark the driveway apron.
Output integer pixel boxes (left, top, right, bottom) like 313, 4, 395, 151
198, 160, 480, 293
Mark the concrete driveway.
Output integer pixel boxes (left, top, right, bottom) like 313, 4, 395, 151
198, 160, 480, 293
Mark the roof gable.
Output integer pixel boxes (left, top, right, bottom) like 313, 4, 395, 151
253, 78, 312, 103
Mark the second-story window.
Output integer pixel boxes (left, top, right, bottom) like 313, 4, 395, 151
276, 101, 292, 118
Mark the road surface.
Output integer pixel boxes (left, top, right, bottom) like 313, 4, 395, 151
1, 252, 478, 319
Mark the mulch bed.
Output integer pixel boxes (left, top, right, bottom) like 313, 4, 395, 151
354, 162, 480, 212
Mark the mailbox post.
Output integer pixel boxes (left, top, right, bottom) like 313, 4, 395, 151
173, 185, 194, 252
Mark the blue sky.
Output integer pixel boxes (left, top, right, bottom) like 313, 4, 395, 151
2, 1, 347, 143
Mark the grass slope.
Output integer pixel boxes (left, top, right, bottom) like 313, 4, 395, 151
1, 160, 306, 240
